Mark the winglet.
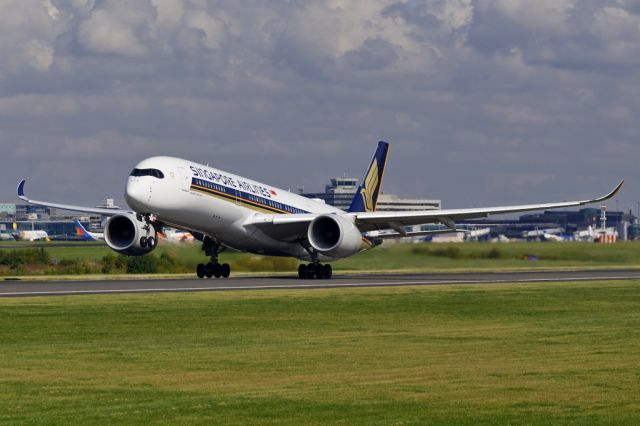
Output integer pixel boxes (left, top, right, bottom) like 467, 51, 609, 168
17, 179, 27, 201
591, 179, 624, 203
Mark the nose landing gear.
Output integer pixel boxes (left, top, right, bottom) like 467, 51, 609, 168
196, 237, 231, 279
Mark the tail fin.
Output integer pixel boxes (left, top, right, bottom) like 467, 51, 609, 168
74, 219, 95, 241
348, 141, 390, 213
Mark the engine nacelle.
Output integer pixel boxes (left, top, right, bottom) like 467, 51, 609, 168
104, 214, 157, 256
307, 214, 363, 259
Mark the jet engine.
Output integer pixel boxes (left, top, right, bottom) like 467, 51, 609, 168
307, 214, 363, 259
104, 214, 157, 256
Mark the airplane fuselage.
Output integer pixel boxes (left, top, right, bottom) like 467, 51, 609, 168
13, 230, 49, 242
125, 156, 344, 260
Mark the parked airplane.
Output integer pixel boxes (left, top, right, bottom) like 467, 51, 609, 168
0, 233, 14, 241
16, 141, 623, 279
11, 222, 49, 242
74, 219, 104, 241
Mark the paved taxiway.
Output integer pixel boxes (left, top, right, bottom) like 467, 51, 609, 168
1, 269, 639, 297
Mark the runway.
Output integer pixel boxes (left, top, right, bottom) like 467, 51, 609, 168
1, 269, 639, 297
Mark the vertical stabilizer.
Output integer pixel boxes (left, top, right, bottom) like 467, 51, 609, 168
74, 219, 96, 241
348, 141, 390, 213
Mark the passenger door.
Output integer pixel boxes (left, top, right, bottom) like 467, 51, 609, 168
176, 167, 191, 192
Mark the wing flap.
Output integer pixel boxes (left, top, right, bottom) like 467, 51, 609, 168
365, 229, 468, 240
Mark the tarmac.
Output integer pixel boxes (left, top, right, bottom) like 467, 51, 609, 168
1, 269, 639, 297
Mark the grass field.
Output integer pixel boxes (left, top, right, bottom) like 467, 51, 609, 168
1, 241, 640, 277
1, 281, 639, 424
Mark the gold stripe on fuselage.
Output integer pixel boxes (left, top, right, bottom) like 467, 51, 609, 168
191, 184, 287, 214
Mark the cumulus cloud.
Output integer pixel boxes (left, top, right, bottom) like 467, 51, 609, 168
77, 8, 149, 57
0, 0, 637, 208
0, 0, 65, 73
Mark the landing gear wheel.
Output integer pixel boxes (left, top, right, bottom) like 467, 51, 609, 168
322, 264, 332, 279
205, 263, 214, 278
196, 263, 206, 279
140, 236, 148, 248
221, 263, 231, 278
298, 264, 307, 279
314, 264, 324, 279
213, 263, 222, 278
147, 236, 156, 249
306, 263, 315, 279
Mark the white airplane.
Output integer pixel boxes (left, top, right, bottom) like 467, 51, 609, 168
16, 142, 623, 279
522, 227, 564, 239
13, 230, 50, 242
0, 233, 15, 241
10, 222, 50, 241
74, 219, 105, 241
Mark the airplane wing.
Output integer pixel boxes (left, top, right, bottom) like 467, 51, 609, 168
351, 180, 623, 232
17, 179, 132, 216
248, 180, 624, 238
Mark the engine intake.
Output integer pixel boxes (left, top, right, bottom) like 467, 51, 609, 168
104, 214, 157, 256
307, 214, 363, 259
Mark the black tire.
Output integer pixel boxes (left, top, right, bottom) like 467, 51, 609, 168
306, 263, 315, 279
221, 263, 231, 278
315, 264, 324, 279
147, 236, 156, 249
140, 236, 148, 248
323, 264, 332, 279
205, 263, 214, 278
298, 264, 307, 279
196, 263, 206, 279
213, 263, 222, 278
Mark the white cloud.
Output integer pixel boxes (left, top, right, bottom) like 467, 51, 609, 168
183, 9, 226, 49
152, 0, 185, 30
0, 0, 638, 206
0, 0, 65, 73
77, 8, 147, 57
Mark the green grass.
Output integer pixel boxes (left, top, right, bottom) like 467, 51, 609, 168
1, 281, 639, 424
1, 241, 640, 278
332, 241, 640, 272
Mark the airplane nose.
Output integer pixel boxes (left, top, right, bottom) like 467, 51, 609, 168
125, 179, 149, 211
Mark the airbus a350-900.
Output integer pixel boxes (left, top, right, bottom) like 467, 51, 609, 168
17, 142, 623, 279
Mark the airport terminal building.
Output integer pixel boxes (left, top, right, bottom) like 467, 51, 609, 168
301, 176, 441, 212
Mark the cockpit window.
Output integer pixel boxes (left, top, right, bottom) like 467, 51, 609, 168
130, 168, 165, 179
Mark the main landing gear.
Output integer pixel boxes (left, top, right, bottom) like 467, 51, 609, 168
196, 262, 230, 279
196, 237, 230, 279
297, 242, 332, 279
298, 263, 332, 279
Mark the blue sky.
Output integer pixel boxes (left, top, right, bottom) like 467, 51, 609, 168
0, 0, 637, 211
